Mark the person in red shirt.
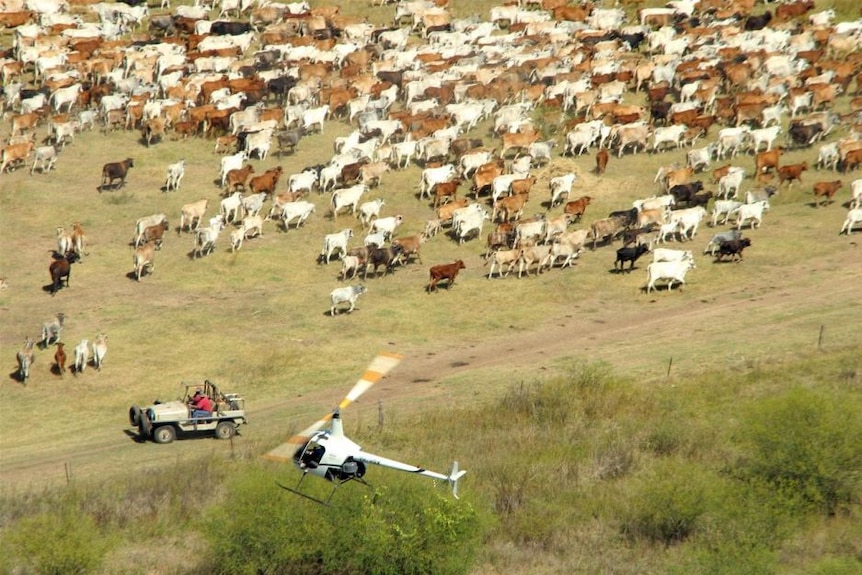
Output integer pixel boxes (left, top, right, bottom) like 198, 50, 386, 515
189, 390, 213, 419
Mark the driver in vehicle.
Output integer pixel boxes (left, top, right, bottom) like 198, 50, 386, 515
189, 389, 213, 419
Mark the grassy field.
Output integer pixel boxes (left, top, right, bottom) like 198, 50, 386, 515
1, 0, 861, 572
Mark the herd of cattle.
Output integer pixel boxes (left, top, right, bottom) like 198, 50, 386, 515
6, 0, 862, 379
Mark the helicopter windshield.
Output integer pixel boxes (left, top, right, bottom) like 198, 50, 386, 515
294, 440, 325, 469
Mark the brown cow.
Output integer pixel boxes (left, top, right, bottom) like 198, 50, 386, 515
755, 148, 781, 175
433, 179, 460, 208
436, 197, 470, 224
249, 166, 283, 196
225, 165, 254, 193
10, 112, 41, 137
53, 342, 67, 376
426, 260, 466, 292
391, 234, 425, 264
812, 180, 842, 207
0, 141, 34, 173
596, 148, 609, 174
564, 196, 592, 223
842, 148, 862, 172
494, 191, 529, 222
142, 117, 166, 147
778, 162, 807, 188
501, 130, 540, 158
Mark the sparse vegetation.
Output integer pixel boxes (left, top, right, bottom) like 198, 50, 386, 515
2, 0, 862, 573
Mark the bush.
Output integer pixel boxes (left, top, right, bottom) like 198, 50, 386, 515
618, 459, 713, 546
0, 506, 111, 574
735, 388, 862, 516
202, 466, 483, 575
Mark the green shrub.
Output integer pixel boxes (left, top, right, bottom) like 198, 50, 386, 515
735, 388, 862, 516
202, 466, 483, 575
618, 459, 714, 546
0, 507, 111, 574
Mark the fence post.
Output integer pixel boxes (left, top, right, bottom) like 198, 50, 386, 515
818, 324, 825, 349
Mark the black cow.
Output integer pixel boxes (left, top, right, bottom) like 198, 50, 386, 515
669, 181, 704, 206
49, 251, 79, 295
267, 75, 297, 102
376, 70, 403, 88
210, 20, 253, 35
362, 245, 404, 279
620, 31, 646, 51
622, 225, 656, 246
614, 244, 650, 272
788, 122, 823, 148
100, 158, 134, 190
743, 11, 772, 31
715, 238, 752, 262
608, 207, 638, 228
650, 101, 671, 126
688, 191, 714, 209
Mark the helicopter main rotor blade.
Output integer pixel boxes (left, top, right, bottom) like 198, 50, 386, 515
263, 352, 403, 462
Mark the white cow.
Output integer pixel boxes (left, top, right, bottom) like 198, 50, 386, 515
288, 169, 318, 195
851, 180, 862, 208
651, 124, 687, 153
357, 198, 385, 228
320, 228, 353, 263
817, 142, 840, 172
241, 192, 267, 218
549, 172, 577, 207
301, 104, 330, 133
30, 145, 58, 175
280, 200, 316, 230
73, 339, 89, 373
711, 200, 743, 227
717, 126, 751, 159
717, 168, 745, 199
686, 142, 718, 172
420, 164, 457, 199
49, 83, 81, 114
243, 128, 273, 160
180, 199, 208, 233
164, 159, 185, 192
331, 184, 367, 218
750, 126, 781, 153
370, 215, 403, 240
330, 285, 367, 315
220, 191, 244, 223
667, 206, 706, 241
363, 231, 387, 248
646, 258, 696, 293
193, 216, 225, 258
652, 247, 694, 264
734, 201, 768, 230
455, 208, 489, 244
840, 208, 862, 234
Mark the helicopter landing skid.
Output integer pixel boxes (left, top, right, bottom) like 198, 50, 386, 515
277, 475, 374, 505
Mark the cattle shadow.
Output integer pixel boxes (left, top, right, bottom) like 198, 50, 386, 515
97, 182, 125, 193
8, 371, 27, 385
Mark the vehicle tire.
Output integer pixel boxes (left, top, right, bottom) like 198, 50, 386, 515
129, 406, 142, 426
153, 425, 176, 444
215, 421, 235, 440
138, 410, 152, 438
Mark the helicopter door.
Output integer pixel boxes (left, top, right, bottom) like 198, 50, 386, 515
298, 441, 325, 469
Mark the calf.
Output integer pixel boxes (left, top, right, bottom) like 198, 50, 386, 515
143, 221, 170, 249
812, 180, 842, 207
614, 244, 650, 272
595, 148, 609, 174
100, 158, 134, 190
426, 260, 466, 292
778, 162, 808, 188
391, 234, 424, 264
715, 237, 752, 262
30, 145, 58, 175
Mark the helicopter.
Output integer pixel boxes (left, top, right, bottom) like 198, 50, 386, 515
263, 352, 467, 505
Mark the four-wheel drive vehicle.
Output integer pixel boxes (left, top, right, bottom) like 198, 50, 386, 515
129, 380, 247, 444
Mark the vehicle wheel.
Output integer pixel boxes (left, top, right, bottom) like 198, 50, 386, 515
129, 406, 142, 426
215, 421, 236, 440
153, 425, 176, 444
